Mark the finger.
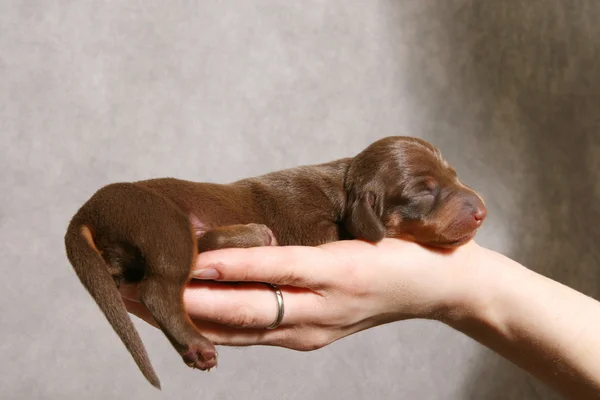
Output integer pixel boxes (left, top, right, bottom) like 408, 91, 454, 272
123, 295, 294, 348
184, 319, 292, 348
190, 322, 339, 352
183, 280, 321, 329
191, 245, 340, 288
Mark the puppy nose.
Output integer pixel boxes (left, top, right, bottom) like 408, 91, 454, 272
473, 204, 487, 224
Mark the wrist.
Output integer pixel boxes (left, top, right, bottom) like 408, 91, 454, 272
367, 239, 499, 324
432, 241, 505, 326
436, 243, 530, 336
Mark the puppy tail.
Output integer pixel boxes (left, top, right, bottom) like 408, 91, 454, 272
64, 220, 161, 390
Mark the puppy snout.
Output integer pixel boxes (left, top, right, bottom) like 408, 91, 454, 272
467, 195, 487, 226
473, 205, 487, 225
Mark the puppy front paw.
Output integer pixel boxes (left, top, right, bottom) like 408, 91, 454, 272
246, 223, 278, 246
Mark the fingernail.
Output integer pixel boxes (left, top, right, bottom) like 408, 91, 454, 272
192, 268, 221, 280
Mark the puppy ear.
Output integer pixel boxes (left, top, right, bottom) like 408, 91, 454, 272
345, 191, 386, 242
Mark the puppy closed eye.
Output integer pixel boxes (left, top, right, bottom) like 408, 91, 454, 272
408, 179, 438, 201
404, 178, 439, 216
421, 177, 440, 196
414, 192, 436, 210
397, 199, 435, 221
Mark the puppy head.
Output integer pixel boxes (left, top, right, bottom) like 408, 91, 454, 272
344, 136, 487, 248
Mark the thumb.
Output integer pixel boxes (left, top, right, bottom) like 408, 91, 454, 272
191, 245, 338, 288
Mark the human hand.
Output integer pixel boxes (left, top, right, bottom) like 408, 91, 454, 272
121, 238, 482, 351
121, 238, 600, 399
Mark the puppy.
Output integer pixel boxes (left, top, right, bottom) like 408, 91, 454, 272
64, 136, 486, 389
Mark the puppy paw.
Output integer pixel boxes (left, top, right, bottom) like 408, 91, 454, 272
181, 345, 218, 371
246, 223, 278, 246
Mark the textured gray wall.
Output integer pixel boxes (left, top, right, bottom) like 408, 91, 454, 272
2, 1, 599, 399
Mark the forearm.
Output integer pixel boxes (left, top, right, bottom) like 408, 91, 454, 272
445, 248, 600, 399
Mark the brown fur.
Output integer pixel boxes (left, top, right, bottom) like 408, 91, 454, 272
64, 136, 486, 389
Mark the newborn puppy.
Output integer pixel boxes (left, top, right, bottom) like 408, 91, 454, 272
64, 136, 486, 389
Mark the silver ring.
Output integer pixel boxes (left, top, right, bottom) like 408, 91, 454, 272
263, 283, 284, 329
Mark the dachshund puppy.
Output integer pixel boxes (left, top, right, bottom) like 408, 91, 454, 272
64, 136, 486, 389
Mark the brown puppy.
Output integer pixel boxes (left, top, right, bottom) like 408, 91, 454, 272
64, 136, 486, 389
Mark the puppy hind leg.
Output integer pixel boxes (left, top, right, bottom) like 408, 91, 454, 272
134, 205, 220, 371
138, 275, 217, 371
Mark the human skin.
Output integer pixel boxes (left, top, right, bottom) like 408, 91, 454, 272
121, 239, 600, 399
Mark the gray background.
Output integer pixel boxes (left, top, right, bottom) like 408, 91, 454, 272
1, 1, 599, 399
